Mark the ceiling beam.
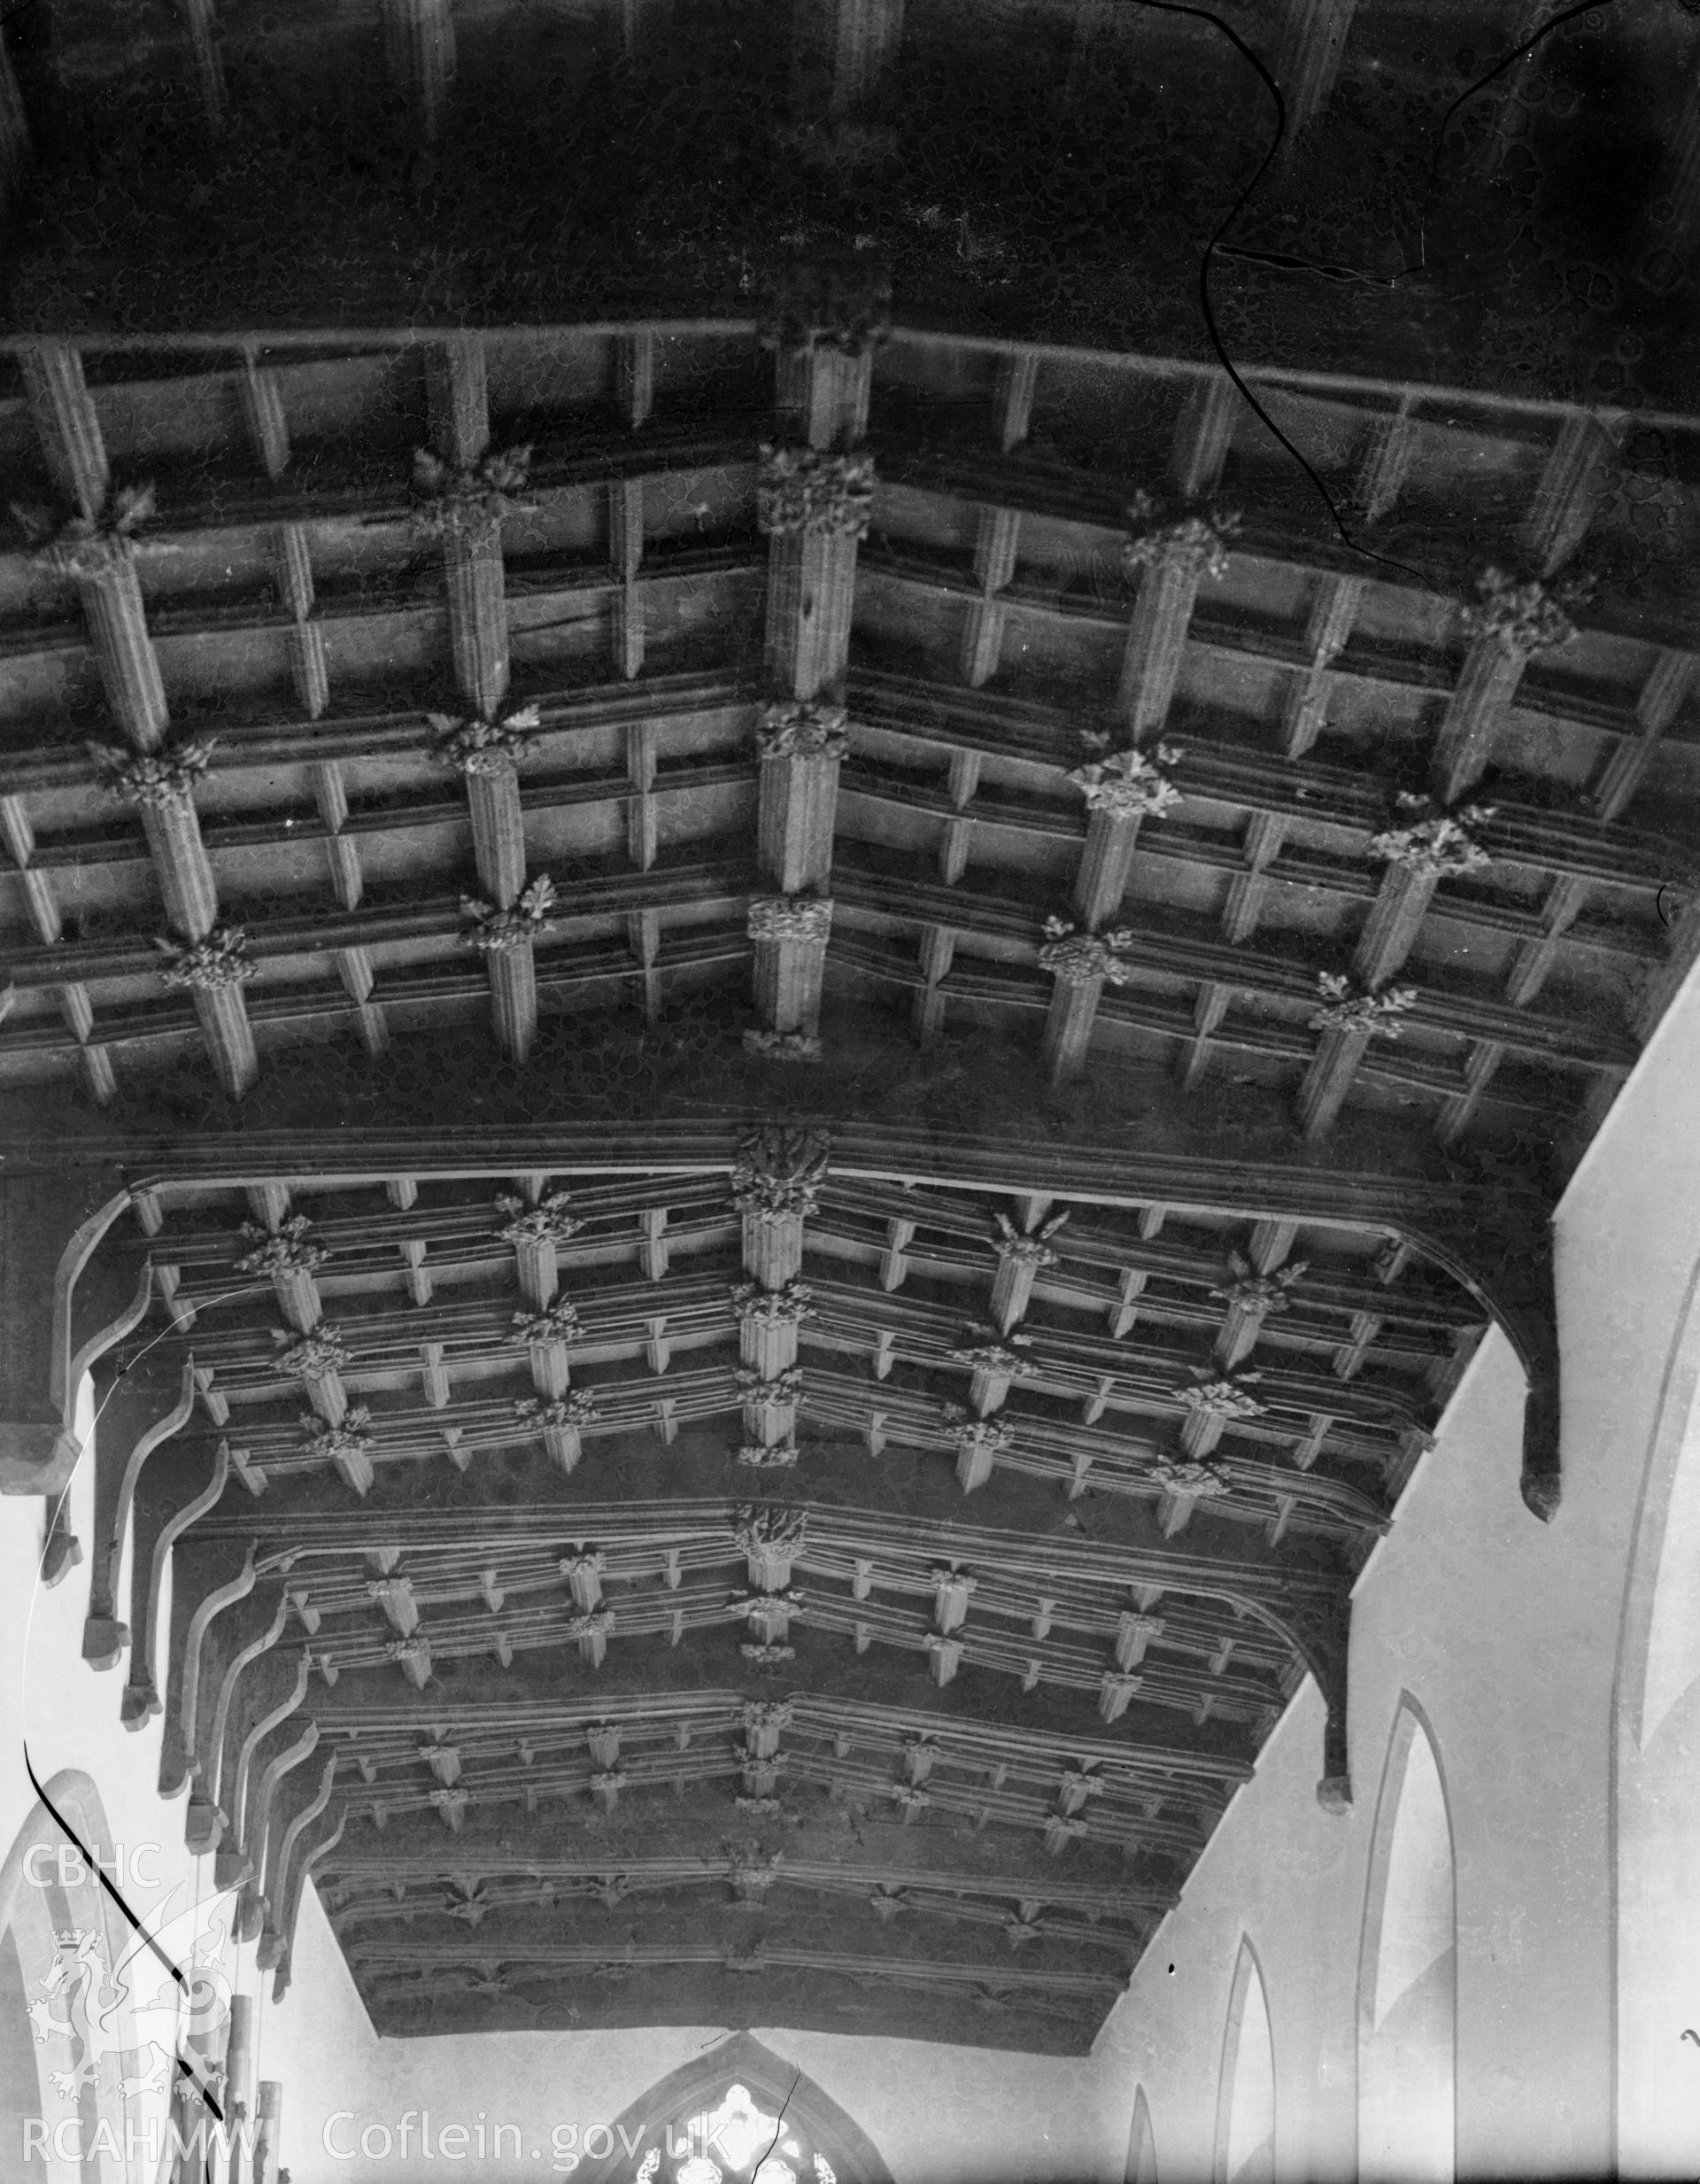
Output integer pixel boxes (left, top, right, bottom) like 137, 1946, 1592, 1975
19, 342, 257, 1095
847, 669, 1688, 899
831, 857, 1640, 1074
18, 1122, 1561, 1511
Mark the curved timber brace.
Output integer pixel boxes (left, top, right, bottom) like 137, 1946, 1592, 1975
270, 1802, 350, 2002
120, 1437, 229, 1729
186, 1587, 293, 1851
0, 1174, 145, 1496
83, 1359, 197, 1669
236, 1715, 321, 1945
157, 1542, 255, 1801
217, 1650, 313, 1891
1396, 1204, 1560, 1522
1248, 1585, 1355, 1811
258, 1754, 339, 1983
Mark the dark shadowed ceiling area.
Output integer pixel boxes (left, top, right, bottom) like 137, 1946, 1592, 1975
1, 0, 1695, 408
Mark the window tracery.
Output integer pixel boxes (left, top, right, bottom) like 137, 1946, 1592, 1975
651, 2082, 843, 2184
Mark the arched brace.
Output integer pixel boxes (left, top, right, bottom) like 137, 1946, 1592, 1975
42, 1249, 154, 1584
0, 1173, 137, 1495
235, 1716, 321, 1943
158, 1541, 256, 1801
82, 1358, 197, 1669
65, 1251, 153, 1432
1392, 1209, 1559, 1522
1245, 1584, 1354, 1811
258, 1757, 340, 1979
269, 1805, 350, 2003
215, 1649, 313, 1887
121, 1435, 228, 1730
205, 1590, 297, 1825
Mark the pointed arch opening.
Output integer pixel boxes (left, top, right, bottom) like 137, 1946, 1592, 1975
1357, 1698, 1457, 2183
1214, 1940, 1275, 2184
1124, 2083, 1158, 2184
0, 1770, 150, 2184
577, 2033, 893, 2184
1614, 1251, 1700, 2176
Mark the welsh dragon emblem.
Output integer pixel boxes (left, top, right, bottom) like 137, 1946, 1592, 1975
27, 1893, 233, 2107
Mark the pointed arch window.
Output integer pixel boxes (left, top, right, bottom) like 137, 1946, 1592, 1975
578, 2035, 892, 2184
1357, 1700, 1457, 2183
1214, 1940, 1275, 2184
0, 1770, 146, 2182
1124, 2084, 1158, 2184
1635, 1371, 1700, 1748
1615, 1262, 1700, 2173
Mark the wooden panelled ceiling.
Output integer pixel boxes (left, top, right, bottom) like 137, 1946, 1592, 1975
0, 324, 1693, 1138
14, 309, 1699, 2050
84, 1151, 1446, 2051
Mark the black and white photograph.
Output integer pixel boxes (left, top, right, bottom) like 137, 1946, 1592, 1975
0, 0, 1695, 2175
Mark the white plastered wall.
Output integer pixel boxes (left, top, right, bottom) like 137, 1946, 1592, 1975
1087, 956, 1700, 2183
261, 1933, 1129, 2184
0, 1377, 265, 2183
